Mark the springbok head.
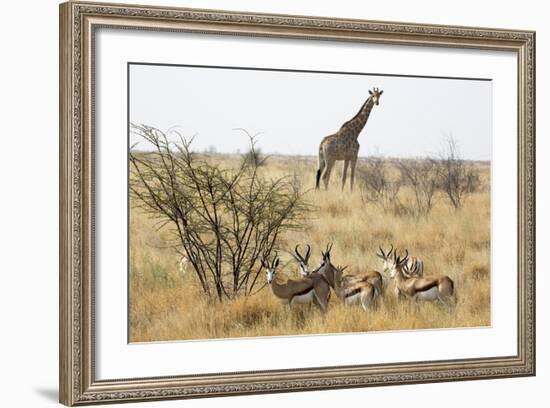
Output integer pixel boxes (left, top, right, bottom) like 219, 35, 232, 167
321, 242, 334, 264
389, 249, 409, 279
369, 87, 384, 106
292, 244, 312, 277
310, 242, 334, 275
403, 261, 421, 278
333, 264, 348, 280
261, 253, 280, 284
376, 244, 394, 274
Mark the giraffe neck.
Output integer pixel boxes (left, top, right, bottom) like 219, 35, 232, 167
342, 97, 375, 139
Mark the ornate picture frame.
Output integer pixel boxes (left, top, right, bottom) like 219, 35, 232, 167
59, 1, 535, 405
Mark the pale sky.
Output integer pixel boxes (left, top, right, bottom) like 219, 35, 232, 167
129, 63, 492, 160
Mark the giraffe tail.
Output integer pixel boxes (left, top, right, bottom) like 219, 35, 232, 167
315, 168, 322, 190
315, 149, 324, 190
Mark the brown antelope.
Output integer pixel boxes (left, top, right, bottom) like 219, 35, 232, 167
313, 248, 378, 311
377, 245, 423, 300
305, 243, 384, 298
389, 249, 456, 311
261, 254, 331, 312
334, 265, 377, 311
377, 245, 424, 278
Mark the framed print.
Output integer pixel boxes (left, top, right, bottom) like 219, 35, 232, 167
59, 1, 536, 405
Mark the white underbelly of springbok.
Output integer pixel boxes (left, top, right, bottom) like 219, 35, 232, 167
290, 290, 315, 304
414, 286, 439, 301
344, 293, 362, 305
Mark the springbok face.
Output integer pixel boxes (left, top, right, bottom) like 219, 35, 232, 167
311, 257, 327, 275
402, 262, 420, 277
310, 243, 333, 275
292, 244, 312, 277
376, 245, 394, 274
262, 257, 279, 284
334, 265, 348, 280
368, 87, 384, 106
389, 249, 409, 279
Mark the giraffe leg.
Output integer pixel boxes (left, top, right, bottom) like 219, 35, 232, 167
350, 159, 357, 192
341, 160, 349, 191
322, 159, 335, 190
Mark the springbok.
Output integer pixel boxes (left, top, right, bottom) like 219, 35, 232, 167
261, 254, 331, 312
292, 244, 312, 277
312, 243, 384, 297
334, 265, 377, 311
313, 249, 378, 311
389, 249, 455, 311
377, 245, 424, 278
377, 244, 424, 301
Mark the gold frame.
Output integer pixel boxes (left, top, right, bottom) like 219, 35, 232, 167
59, 1, 536, 405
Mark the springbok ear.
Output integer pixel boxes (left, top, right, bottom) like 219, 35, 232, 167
369, 90, 373, 95
379, 90, 384, 95
274, 258, 279, 268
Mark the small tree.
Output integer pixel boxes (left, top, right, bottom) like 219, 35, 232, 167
129, 124, 311, 301
243, 145, 265, 168
435, 137, 481, 209
234, 128, 267, 168
358, 157, 403, 214
397, 158, 439, 216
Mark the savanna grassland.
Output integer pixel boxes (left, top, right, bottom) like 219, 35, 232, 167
129, 154, 491, 342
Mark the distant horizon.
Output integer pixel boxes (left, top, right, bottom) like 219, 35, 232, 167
130, 145, 491, 164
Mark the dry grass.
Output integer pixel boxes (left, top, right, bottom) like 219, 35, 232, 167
129, 155, 491, 342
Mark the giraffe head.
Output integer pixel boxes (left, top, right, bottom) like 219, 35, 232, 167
369, 87, 384, 106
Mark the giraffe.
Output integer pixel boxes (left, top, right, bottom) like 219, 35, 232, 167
315, 87, 383, 191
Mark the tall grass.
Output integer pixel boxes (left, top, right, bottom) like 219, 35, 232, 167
129, 155, 490, 342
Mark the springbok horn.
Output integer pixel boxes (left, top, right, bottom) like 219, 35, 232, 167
305, 244, 311, 262
405, 262, 415, 277
378, 246, 385, 258
294, 244, 303, 261
272, 251, 279, 269
401, 249, 409, 264
388, 244, 394, 256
